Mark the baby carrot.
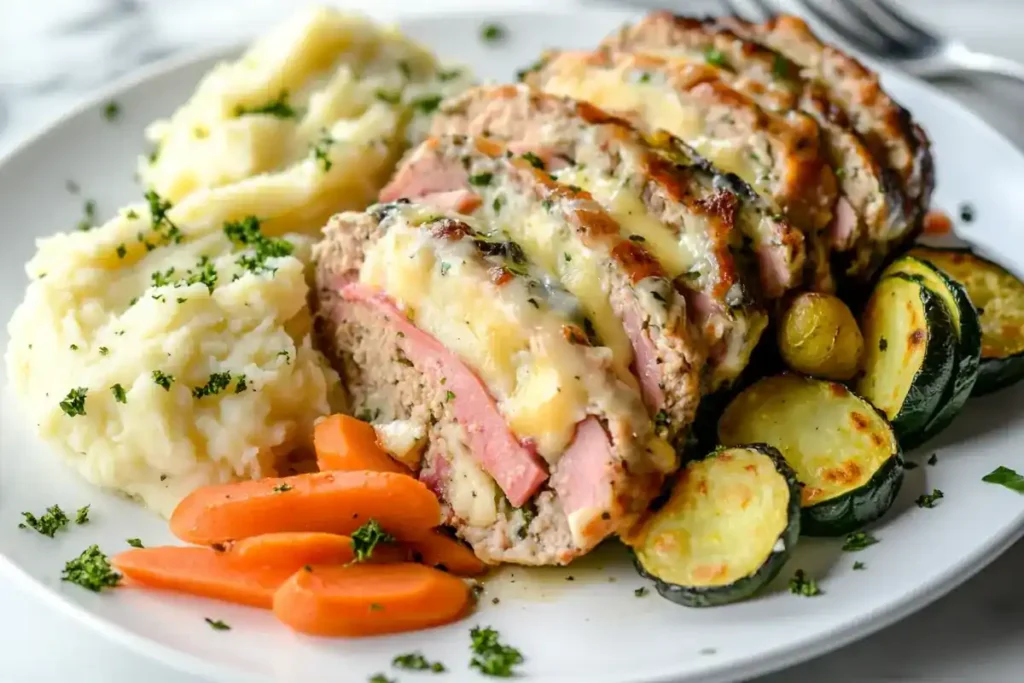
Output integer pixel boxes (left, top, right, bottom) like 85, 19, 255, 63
272, 563, 470, 637
408, 529, 487, 577
231, 532, 408, 566
314, 414, 408, 475
170, 471, 441, 546
112, 546, 294, 608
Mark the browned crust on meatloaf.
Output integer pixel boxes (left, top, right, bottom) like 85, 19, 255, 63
311, 209, 668, 565
525, 50, 838, 235
602, 11, 911, 281
431, 85, 772, 389
391, 135, 706, 438
715, 14, 934, 232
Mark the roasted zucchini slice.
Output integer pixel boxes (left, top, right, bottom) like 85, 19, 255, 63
909, 247, 1024, 395
856, 273, 957, 447
633, 445, 801, 607
882, 255, 981, 439
718, 373, 903, 536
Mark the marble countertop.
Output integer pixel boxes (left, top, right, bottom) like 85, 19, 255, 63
2, 0, 1023, 681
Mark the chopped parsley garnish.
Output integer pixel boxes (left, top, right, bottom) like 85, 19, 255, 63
446, 390, 456, 402
152, 370, 174, 391
439, 262, 451, 276
127, 538, 144, 548
350, 519, 395, 562
634, 586, 649, 597
369, 675, 395, 683
915, 489, 944, 508
398, 60, 412, 79
125, 209, 139, 219
469, 625, 524, 677
703, 47, 728, 68
841, 531, 878, 552
653, 410, 670, 430
272, 483, 293, 493
311, 131, 336, 172
110, 384, 127, 403
771, 54, 789, 79
540, 199, 554, 211
70, 344, 79, 350
628, 234, 646, 242
19, 505, 70, 537
277, 350, 292, 363
788, 569, 821, 596
99, 346, 110, 356
468, 172, 493, 187
959, 202, 974, 223
392, 652, 446, 673
527, 297, 540, 309
879, 337, 888, 352
492, 196, 504, 214
520, 152, 545, 169
982, 466, 1024, 493
144, 190, 182, 245
62, 545, 121, 592
103, 101, 120, 122
205, 618, 231, 631
192, 372, 232, 399
234, 91, 296, 118
375, 89, 401, 105
437, 67, 463, 82
116, 243, 127, 259
75, 505, 90, 525
234, 375, 248, 393
412, 94, 443, 114
151, 266, 176, 287
77, 199, 97, 231
927, 453, 938, 466
60, 387, 88, 417
853, 561, 866, 570
185, 259, 218, 292
223, 215, 294, 274
564, 253, 571, 263
481, 23, 506, 43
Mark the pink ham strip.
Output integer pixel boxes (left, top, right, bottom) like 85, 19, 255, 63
828, 196, 858, 250
549, 417, 618, 543
414, 189, 482, 214
340, 283, 549, 507
619, 300, 666, 411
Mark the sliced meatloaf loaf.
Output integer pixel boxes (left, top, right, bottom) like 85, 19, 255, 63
601, 11, 909, 281
430, 84, 776, 390
379, 134, 705, 440
313, 202, 677, 564
523, 49, 839, 291
716, 14, 934, 243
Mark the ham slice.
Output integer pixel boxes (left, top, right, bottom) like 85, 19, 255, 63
619, 299, 666, 411
549, 417, 618, 547
340, 283, 549, 507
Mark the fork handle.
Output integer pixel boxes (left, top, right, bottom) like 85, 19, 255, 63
942, 43, 1024, 84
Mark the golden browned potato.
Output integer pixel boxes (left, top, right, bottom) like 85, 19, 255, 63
778, 293, 864, 381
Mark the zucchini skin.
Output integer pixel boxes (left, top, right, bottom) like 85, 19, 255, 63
909, 246, 1024, 396
860, 273, 957, 449
802, 430, 904, 536
633, 444, 801, 608
883, 257, 982, 441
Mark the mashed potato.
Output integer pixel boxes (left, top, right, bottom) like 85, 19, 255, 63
4, 7, 473, 516
140, 7, 473, 207
6, 201, 344, 516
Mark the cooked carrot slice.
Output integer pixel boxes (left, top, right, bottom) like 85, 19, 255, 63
170, 471, 441, 546
113, 546, 295, 608
273, 563, 470, 637
231, 532, 408, 566
315, 414, 408, 474
408, 529, 487, 577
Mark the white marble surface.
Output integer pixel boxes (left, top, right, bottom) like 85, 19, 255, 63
1, 0, 1023, 681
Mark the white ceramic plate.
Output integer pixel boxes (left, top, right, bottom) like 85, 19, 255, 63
2, 8, 1024, 683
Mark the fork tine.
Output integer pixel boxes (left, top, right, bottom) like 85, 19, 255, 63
834, 0, 909, 52
791, 0, 889, 54
862, 0, 937, 43
719, 0, 745, 18
747, 0, 777, 21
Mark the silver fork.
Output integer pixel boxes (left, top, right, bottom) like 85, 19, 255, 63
722, 0, 1024, 83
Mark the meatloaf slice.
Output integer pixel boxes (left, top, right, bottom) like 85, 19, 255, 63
313, 204, 676, 564
601, 11, 909, 281
379, 135, 706, 440
523, 49, 839, 291
716, 14, 933, 241
430, 84, 773, 390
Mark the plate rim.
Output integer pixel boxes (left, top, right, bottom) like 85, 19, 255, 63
2, 7, 1024, 683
